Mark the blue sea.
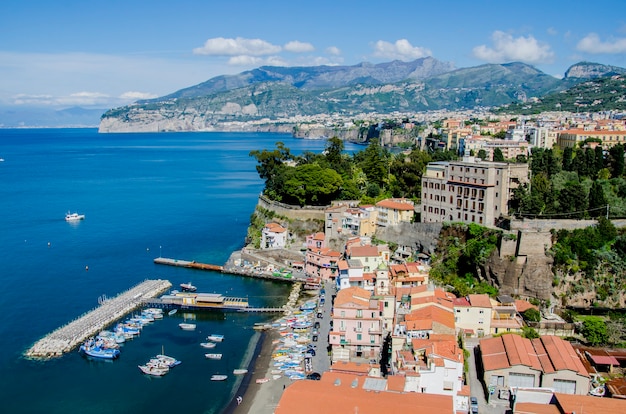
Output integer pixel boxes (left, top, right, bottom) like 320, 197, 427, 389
0, 129, 356, 414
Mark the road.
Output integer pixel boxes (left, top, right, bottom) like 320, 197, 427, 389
465, 338, 511, 414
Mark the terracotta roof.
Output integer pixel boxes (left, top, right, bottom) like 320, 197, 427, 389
454, 297, 471, 307
458, 384, 470, 397
404, 304, 455, 330
330, 361, 371, 375
480, 335, 588, 376
555, 392, 626, 414
275, 372, 454, 414
513, 402, 561, 414
264, 222, 286, 232
386, 375, 406, 392
468, 294, 492, 308
375, 198, 415, 211
514, 299, 537, 313
349, 245, 379, 257
334, 286, 372, 308
312, 232, 325, 240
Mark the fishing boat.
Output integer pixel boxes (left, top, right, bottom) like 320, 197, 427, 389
138, 364, 169, 376
168, 309, 177, 316
179, 323, 196, 330
205, 353, 222, 360
180, 282, 197, 292
210, 374, 228, 381
207, 334, 224, 342
233, 369, 248, 375
156, 348, 181, 367
200, 342, 217, 349
79, 339, 120, 359
65, 211, 85, 221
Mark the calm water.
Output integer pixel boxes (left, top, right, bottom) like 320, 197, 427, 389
0, 129, 355, 414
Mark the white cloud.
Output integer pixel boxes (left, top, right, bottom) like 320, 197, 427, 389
577, 33, 626, 54
472, 31, 554, 64
193, 37, 281, 56
371, 39, 431, 61
547, 27, 558, 36
326, 46, 341, 56
120, 91, 158, 100
284, 41, 314, 53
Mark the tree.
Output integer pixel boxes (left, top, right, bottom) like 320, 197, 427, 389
558, 182, 588, 218
522, 308, 541, 322
522, 326, 540, 339
281, 164, 343, 206
562, 147, 574, 171
493, 148, 504, 162
609, 144, 625, 177
477, 149, 487, 160
588, 181, 607, 218
249, 142, 292, 199
580, 317, 608, 346
359, 139, 388, 187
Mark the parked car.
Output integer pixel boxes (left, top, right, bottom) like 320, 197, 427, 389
470, 396, 478, 413
306, 349, 316, 357
312, 335, 318, 342
306, 372, 321, 380
313, 321, 320, 329
317, 312, 323, 318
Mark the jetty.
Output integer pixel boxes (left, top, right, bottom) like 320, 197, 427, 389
154, 257, 222, 271
25, 279, 171, 359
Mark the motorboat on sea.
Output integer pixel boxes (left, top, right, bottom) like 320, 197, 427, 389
207, 334, 224, 342
65, 211, 85, 221
233, 369, 248, 375
79, 339, 120, 359
179, 323, 196, 330
205, 353, 222, 360
210, 374, 228, 381
138, 364, 169, 376
200, 342, 217, 349
180, 282, 197, 292
168, 309, 177, 316
155, 354, 181, 368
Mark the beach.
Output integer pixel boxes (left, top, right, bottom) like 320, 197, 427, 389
226, 329, 289, 414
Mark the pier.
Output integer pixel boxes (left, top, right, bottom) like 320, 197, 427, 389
25, 279, 172, 359
153, 257, 223, 271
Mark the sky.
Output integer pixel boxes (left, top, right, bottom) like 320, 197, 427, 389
1, 0, 626, 111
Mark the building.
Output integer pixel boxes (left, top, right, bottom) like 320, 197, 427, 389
305, 232, 325, 250
341, 205, 378, 237
388, 262, 430, 290
557, 128, 626, 149
375, 198, 415, 227
453, 294, 493, 338
304, 247, 341, 280
260, 222, 287, 249
480, 334, 590, 397
329, 286, 384, 362
421, 157, 529, 227
275, 371, 454, 414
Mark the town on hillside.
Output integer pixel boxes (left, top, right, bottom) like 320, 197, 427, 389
239, 110, 626, 413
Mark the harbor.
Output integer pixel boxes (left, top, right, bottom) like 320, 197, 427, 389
25, 279, 172, 359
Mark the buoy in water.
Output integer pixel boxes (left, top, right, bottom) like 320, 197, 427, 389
85, 265, 89, 271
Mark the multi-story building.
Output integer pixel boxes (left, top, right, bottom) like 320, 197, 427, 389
375, 198, 415, 227
341, 205, 378, 237
329, 286, 384, 363
260, 222, 287, 249
421, 157, 529, 227
305, 232, 325, 250
346, 244, 390, 273
557, 128, 626, 149
453, 294, 493, 338
304, 247, 341, 280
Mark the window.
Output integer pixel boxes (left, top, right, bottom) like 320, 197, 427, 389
357, 333, 362, 340
356, 309, 362, 318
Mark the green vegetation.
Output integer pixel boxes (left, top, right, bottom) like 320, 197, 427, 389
428, 223, 501, 297
250, 137, 457, 206
495, 75, 626, 114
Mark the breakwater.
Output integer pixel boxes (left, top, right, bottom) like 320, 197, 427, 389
25, 279, 172, 359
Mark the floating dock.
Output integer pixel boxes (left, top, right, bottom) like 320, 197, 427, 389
144, 291, 251, 311
154, 257, 223, 271
25, 279, 172, 359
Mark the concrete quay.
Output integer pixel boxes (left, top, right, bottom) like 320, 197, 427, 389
25, 279, 172, 359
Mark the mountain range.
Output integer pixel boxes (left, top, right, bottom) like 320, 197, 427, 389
4, 58, 624, 130
98, 58, 626, 133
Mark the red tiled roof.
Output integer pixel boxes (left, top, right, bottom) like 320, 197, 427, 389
334, 286, 372, 308
514, 299, 537, 313
386, 375, 406, 392
555, 392, 626, 414
375, 198, 415, 211
468, 294, 492, 308
275, 372, 453, 414
349, 245, 379, 257
405, 305, 455, 330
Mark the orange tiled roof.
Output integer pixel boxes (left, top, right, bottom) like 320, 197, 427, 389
275, 372, 454, 414
404, 304, 455, 330
264, 222, 286, 232
375, 198, 415, 211
468, 294, 492, 308
513, 402, 561, 414
514, 299, 537, 313
330, 361, 371, 375
334, 286, 372, 308
348, 245, 379, 257
554, 392, 626, 414
386, 375, 406, 392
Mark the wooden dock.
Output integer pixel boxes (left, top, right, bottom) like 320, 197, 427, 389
25, 279, 172, 359
154, 257, 223, 271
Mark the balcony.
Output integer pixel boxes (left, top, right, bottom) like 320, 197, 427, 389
340, 339, 351, 345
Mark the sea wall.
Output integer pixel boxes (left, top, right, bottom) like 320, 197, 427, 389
257, 194, 326, 221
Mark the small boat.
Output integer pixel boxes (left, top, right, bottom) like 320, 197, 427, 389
233, 369, 248, 375
79, 340, 120, 360
211, 374, 228, 381
180, 282, 197, 292
65, 211, 85, 221
200, 342, 217, 349
205, 353, 222, 360
207, 334, 224, 342
138, 364, 169, 376
156, 353, 181, 368
179, 323, 196, 330
168, 309, 178, 316
256, 378, 270, 384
